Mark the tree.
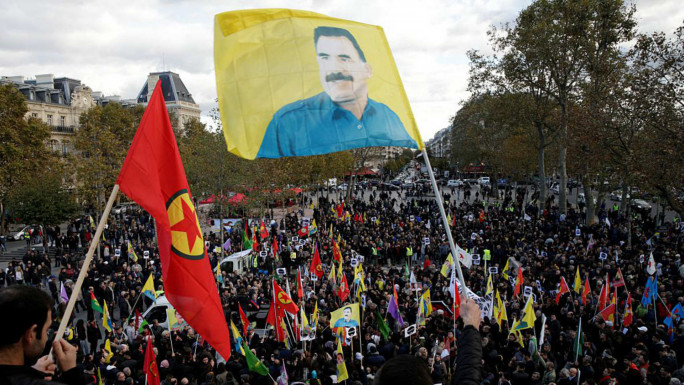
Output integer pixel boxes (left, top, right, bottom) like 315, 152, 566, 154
7, 171, 79, 226
72, 103, 144, 214
0, 84, 55, 234
468, 0, 636, 214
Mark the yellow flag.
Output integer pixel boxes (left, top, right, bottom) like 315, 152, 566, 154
214, 9, 424, 159
89, 215, 95, 228
421, 289, 433, 316
230, 320, 246, 355
142, 273, 157, 300
574, 266, 582, 294
440, 253, 454, 278
336, 338, 349, 382
515, 295, 536, 331
102, 301, 112, 333
329, 223, 334, 239
104, 338, 113, 363
494, 290, 508, 327
329, 263, 337, 284
502, 258, 511, 280
127, 240, 138, 262
312, 301, 319, 328
509, 318, 525, 347
486, 274, 494, 296
301, 308, 310, 329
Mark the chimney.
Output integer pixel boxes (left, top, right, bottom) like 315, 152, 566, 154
147, 74, 160, 101
35, 74, 55, 89
3, 76, 25, 83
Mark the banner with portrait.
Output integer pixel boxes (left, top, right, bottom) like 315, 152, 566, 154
214, 9, 424, 159
330, 303, 361, 331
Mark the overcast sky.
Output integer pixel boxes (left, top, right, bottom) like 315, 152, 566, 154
2, 0, 681, 141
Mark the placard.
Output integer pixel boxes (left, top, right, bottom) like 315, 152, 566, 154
276, 268, 287, 276
472, 255, 481, 265
213, 246, 222, 254
358, 255, 365, 264
639, 254, 645, 264
541, 251, 547, 257
294, 245, 302, 251
299, 239, 306, 245
422, 237, 430, 245
575, 228, 581, 237
599, 252, 608, 260
404, 324, 417, 337
523, 286, 533, 297
301, 217, 311, 227
310, 273, 318, 281
471, 232, 477, 240
488, 267, 498, 274
410, 215, 415, 222
361, 294, 367, 309
371, 217, 378, 223
115, 248, 121, 257
346, 327, 357, 338
350, 258, 359, 267
143, 250, 150, 259
291, 236, 298, 243
259, 251, 268, 257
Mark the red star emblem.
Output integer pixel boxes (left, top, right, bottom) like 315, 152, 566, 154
170, 198, 201, 251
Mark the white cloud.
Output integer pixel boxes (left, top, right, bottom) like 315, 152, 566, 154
1, 0, 681, 141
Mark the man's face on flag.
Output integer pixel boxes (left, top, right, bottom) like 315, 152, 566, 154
316, 35, 371, 105
343, 307, 352, 321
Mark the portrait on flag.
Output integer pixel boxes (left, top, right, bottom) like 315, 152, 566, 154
214, 9, 424, 159
330, 303, 361, 329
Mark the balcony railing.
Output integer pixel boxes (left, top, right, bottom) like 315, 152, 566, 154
51, 125, 76, 133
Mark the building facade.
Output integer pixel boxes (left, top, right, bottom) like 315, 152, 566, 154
135, 71, 201, 131
426, 126, 452, 158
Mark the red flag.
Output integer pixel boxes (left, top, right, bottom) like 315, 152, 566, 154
513, 267, 523, 297
338, 273, 350, 302
259, 220, 269, 240
297, 268, 304, 300
266, 301, 285, 342
556, 277, 570, 304
116, 81, 230, 360
135, 309, 141, 332
332, 240, 342, 263
597, 303, 616, 323
310, 244, 323, 278
273, 280, 299, 316
453, 280, 462, 319
451, 213, 456, 227
238, 304, 249, 336
611, 268, 625, 288
598, 284, 608, 310
336, 203, 344, 218
623, 293, 633, 327
143, 339, 160, 385
479, 209, 485, 222
252, 227, 259, 252
423, 258, 431, 268
581, 277, 591, 304
298, 225, 309, 238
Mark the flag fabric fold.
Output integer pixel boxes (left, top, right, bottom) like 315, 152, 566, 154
116, 80, 231, 360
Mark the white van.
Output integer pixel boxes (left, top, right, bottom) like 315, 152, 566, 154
141, 295, 174, 329
220, 249, 253, 274
477, 177, 491, 186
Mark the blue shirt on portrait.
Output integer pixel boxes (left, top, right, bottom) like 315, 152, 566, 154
257, 92, 419, 158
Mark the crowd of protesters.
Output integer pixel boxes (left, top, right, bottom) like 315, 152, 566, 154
1, 181, 683, 385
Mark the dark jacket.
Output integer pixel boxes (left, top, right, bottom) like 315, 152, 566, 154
453, 325, 483, 385
0, 365, 85, 385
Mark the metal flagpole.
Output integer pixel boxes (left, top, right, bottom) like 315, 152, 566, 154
421, 149, 468, 290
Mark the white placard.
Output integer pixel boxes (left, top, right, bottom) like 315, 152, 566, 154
488, 267, 498, 274
599, 252, 608, 260
422, 237, 430, 245
259, 251, 268, 257
473, 255, 481, 265
291, 236, 298, 243
350, 258, 359, 267
294, 245, 302, 251
471, 232, 477, 240
276, 268, 287, 276
299, 239, 306, 245
301, 217, 311, 227
115, 248, 121, 256
143, 250, 150, 259
541, 251, 547, 257
310, 273, 318, 281
575, 228, 581, 237
346, 327, 357, 338
404, 324, 417, 337
410, 215, 415, 222
523, 286, 533, 297
639, 254, 645, 263
361, 294, 367, 309
358, 255, 365, 264
371, 217, 378, 223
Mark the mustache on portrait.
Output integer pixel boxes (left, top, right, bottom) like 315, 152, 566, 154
326, 72, 354, 82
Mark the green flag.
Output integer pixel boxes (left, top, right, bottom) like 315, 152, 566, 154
243, 342, 269, 375
377, 310, 390, 340
138, 319, 149, 334
242, 227, 252, 250
572, 321, 583, 360
90, 291, 103, 314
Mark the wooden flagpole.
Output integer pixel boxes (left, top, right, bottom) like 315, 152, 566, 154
54, 185, 119, 343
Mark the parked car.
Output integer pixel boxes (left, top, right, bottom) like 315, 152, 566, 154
447, 179, 464, 187
381, 182, 400, 191
550, 182, 560, 195
337, 183, 348, 191
402, 181, 415, 189
477, 177, 491, 186
610, 190, 630, 202
11, 225, 42, 241
631, 199, 652, 213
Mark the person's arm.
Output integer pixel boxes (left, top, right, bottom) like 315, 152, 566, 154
453, 298, 483, 385
53, 339, 86, 385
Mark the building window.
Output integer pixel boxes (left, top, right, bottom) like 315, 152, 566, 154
60, 116, 65, 127
62, 141, 69, 156
50, 140, 59, 152
47, 114, 53, 126
32, 113, 38, 118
